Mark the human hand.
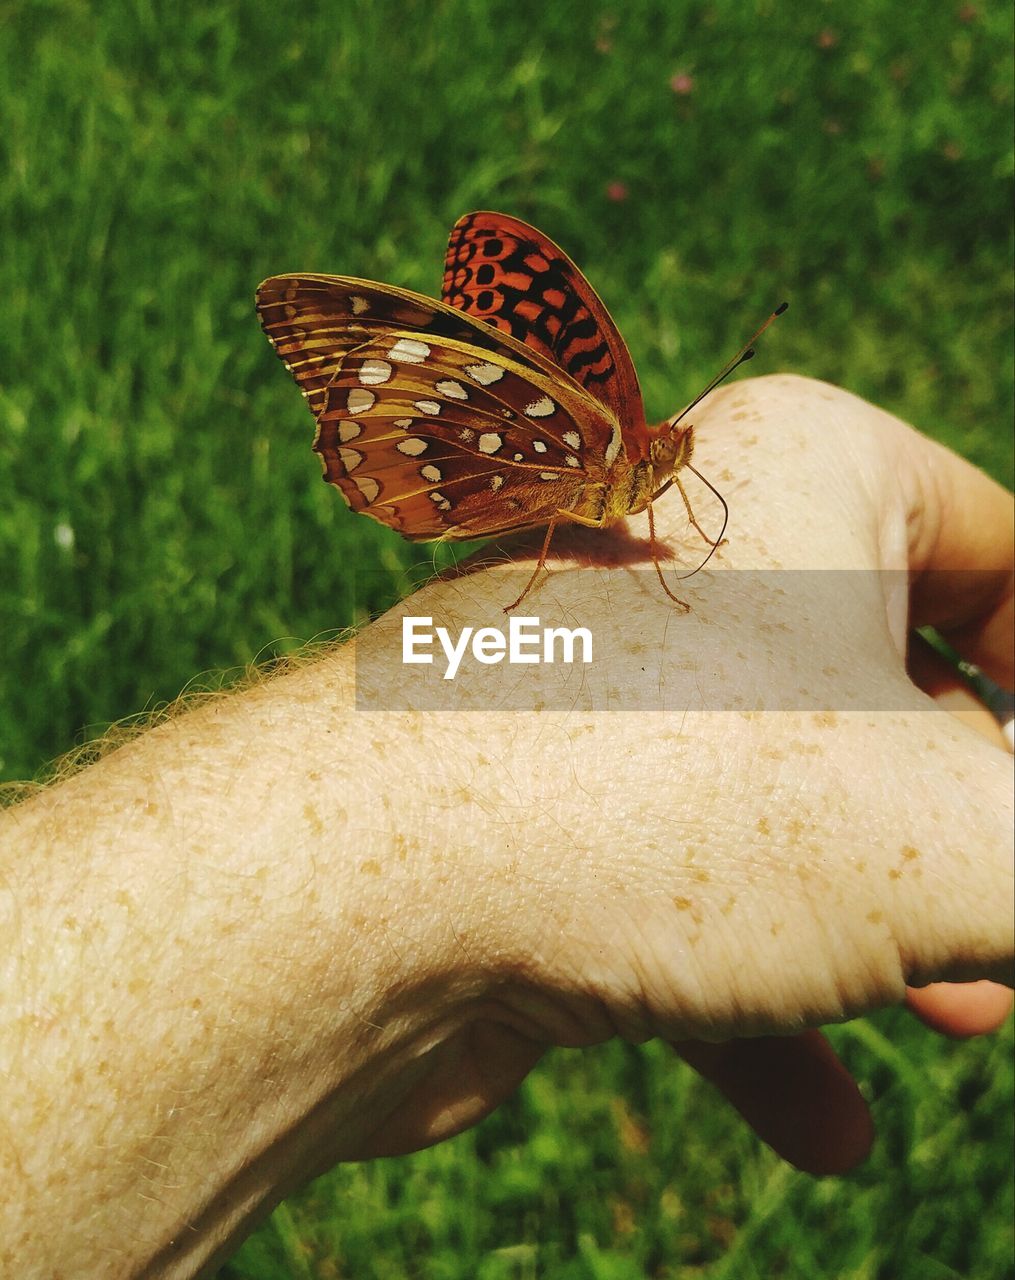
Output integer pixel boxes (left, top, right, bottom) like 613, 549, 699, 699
350, 373, 1014, 1174
5, 375, 1010, 1274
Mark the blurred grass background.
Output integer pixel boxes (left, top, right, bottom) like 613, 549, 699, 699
1, 0, 1012, 1276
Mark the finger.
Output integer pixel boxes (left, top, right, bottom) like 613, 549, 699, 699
906, 981, 1014, 1038
904, 433, 1014, 686
673, 1030, 873, 1175
907, 630, 1010, 750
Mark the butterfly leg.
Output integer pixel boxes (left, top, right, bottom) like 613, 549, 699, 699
674, 476, 716, 547
647, 497, 691, 612
503, 507, 614, 612
503, 514, 564, 612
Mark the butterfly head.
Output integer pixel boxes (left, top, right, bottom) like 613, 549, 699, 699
649, 422, 694, 485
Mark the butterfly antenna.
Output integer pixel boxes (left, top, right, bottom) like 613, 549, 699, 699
670, 301, 788, 428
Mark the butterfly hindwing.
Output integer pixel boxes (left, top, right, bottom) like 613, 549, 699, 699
442, 211, 646, 434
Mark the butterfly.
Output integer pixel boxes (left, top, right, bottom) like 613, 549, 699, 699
256, 211, 783, 609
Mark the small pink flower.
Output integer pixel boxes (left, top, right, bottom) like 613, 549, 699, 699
816, 28, 838, 48
669, 71, 694, 95
606, 181, 629, 203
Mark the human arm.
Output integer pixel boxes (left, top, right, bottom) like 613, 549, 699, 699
1, 374, 1011, 1277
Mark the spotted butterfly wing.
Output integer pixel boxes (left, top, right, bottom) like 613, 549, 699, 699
256, 273, 629, 540
442, 211, 647, 446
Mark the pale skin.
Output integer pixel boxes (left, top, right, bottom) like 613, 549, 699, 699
1, 374, 1012, 1279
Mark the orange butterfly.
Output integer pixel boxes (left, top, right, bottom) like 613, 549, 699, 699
257, 212, 783, 609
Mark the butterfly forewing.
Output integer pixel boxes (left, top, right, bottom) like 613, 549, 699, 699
257, 273, 594, 420
442, 211, 647, 441
269, 310, 622, 539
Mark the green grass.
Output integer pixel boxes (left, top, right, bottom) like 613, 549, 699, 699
2, 0, 1012, 1275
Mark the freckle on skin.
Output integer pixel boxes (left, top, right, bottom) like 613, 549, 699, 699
770, 922, 782, 936
360, 859, 381, 876
693, 868, 710, 883
867, 910, 883, 923
757, 816, 771, 836
303, 802, 323, 835
813, 711, 838, 728
889, 868, 902, 880
673, 896, 693, 911
901, 845, 920, 861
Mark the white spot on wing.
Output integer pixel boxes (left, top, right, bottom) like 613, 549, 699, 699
466, 361, 505, 385
339, 447, 363, 472
490, 475, 504, 491
390, 338, 431, 363
347, 388, 375, 414
539, 472, 558, 481
459, 427, 476, 442
524, 396, 555, 418
478, 433, 503, 454
604, 424, 622, 467
338, 421, 362, 442
414, 399, 441, 415
429, 491, 451, 511
435, 379, 468, 400
533, 440, 547, 453
393, 418, 413, 429
354, 475, 380, 502
563, 430, 581, 450
420, 464, 442, 482
359, 359, 392, 385
349, 295, 370, 315
565, 454, 580, 467
396, 438, 428, 456
513, 453, 524, 462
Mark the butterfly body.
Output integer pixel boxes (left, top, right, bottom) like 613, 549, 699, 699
257, 212, 707, 604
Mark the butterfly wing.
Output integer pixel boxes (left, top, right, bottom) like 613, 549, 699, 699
442, 211, 647, 438
257, 275, 627, 540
